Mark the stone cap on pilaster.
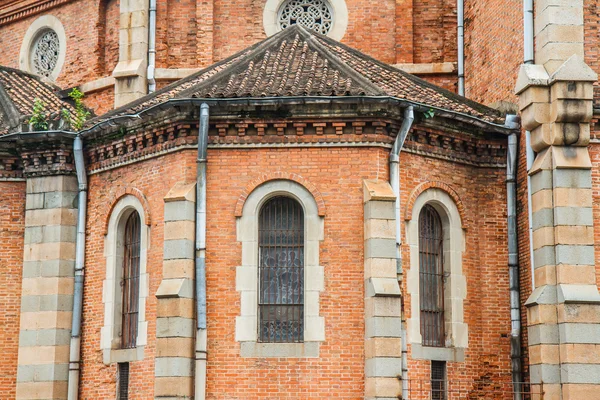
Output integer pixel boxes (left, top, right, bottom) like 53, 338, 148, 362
164, 182, 196, 203
549, 55, 597, 84
363, 180, 395, 203
515, 64, 550, 95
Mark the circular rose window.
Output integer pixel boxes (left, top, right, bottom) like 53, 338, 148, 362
31, 30, 60, 77
278, 0, 333, 35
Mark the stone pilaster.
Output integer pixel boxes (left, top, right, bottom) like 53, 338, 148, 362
517, 2, 600, 397
16, 176, 78, 400
363, 180, 402, 400
112, 0, 149, 108
154, 182, 196, 399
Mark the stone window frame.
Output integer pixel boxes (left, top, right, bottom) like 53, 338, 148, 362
101, 195, 150, 365
406, 189, 468, 362
236, 179, 325, 358
19, 15, 67, 81
263, 0, 349, 41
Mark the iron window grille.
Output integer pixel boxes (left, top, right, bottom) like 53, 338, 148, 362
117, 362, 130, 400
431, 361, 447, 400
419, 204, 445, 347
258, 196, 305, 343
121, 212, 141, 349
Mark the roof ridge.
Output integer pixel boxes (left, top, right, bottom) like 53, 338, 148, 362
295, 26, 386, 96
175, 27, 302, 99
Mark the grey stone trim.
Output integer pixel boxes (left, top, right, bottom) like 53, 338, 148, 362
103, 346, 145, 364
364, 238, 396, 259
155, 357, 194, 377
528, 324, 559, 345
555, 245, 595, 265
558, 284, 600, 304
364, 201, 396, 220
365, 357, 402, 378
26, 176, 78, 194
16, 363, 69, 383
156, 317, 195, 338
554, 207, 593, 227
20, 294, 74, 312
163, 239, 194, 260
365, 317, 402, 338
410, 344, 465, 362
22, 260, 74, 278
532, 208, 554, 230
559, 323, 600, 344
562, 364, 600, 384
530, 364, 561, 384
533, 246, 556, 268
553, 169, 592, 189
43, 192, 78, 209
18, 329, 71, 347
525, 285, 558, 306
24, 225, 77, 245
240, 342, 320, 358
164, 202, 195, 222
530, 170, 553, 194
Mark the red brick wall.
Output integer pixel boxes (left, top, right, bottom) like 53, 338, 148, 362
399, 150, 513, 394
0, 181, 25, 398
413, 0, 457, 64
99, 0, 120, 76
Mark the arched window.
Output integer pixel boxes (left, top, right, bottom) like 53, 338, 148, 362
258, 196, 305, 343
121, 211, 141, 349
419, 204, 445, 347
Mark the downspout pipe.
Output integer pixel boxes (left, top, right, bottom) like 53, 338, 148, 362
147, 0, 157, 93
505, 116, 523, 400
67, 135, 88, 400
390, 106, 414, 400
524, 0, 535, 289
195, 103, 209, 400
457, 0, 465, 96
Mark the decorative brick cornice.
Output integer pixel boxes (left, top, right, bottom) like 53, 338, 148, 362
0, 155, 24, 180
0, 0, 73, 26
20, 146, 75, 178
102, 187, 152, 235
234, 171, 326, 217
404, 181, 467, 228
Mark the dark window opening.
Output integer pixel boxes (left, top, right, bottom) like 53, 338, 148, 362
258, 196, 304, 343
431, 360, 447, 400
419, 204, 445, 347
117, 362, 130, 400
121, 211, 141, 349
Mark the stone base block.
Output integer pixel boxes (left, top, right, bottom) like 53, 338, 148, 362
154, 376, 194, 398
365, 377, 401, 398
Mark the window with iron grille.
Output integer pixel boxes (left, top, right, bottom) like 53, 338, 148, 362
431, 361, 447, 400
117, 362, 130, 399
121, 212, 141, 349
419, 204, 445, 347
258, 196, 304, 343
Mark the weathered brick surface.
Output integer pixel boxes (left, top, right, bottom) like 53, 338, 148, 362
0, 182, 25, 400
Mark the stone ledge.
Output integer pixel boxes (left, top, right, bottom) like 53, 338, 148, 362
393, 62, 456, 75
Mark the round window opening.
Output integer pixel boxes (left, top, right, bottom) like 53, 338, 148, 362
30, 29, 60, 77
278, 0, 333, 35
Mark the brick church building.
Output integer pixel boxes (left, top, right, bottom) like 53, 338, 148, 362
0, 0, 598, 399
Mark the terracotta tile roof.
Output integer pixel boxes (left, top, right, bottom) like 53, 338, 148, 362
0, 65, 76, 135
90, 25, 504, 127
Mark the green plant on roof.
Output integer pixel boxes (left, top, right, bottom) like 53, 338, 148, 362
423, 108, 435, 119
28, 98, 49, 131
68, 88, 90, 131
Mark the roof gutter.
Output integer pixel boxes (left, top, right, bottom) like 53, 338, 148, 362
79, 96, 518, 138
389, 106, 415, 400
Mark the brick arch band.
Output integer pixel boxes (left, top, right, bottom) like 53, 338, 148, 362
404, 181, 466, 228
234, 172, 326, 217
103, 187, 152, 235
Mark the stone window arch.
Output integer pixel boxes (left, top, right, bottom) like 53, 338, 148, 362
19, 15, 67, 81
101, 195, 150, 364
263, 0, 348, 41
236, 179, 324, 357
406, 188, 468, 362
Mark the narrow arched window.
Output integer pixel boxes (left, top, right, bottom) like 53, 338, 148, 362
121, 211, 141, 349
258, 196, 304, 343
419, 204, 445, 347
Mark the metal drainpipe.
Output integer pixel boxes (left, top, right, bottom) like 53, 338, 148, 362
390, 106, 414, 400
195, 103, 209, 400
505, 116, 523, 400
524, 0, 535, 289
457, 0, 465, 96
67, 135, 88, 400
147, 0, 157, 93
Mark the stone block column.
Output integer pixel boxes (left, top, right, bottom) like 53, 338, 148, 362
16, 176, 78, 400
112, 0, 149, 108
517, 2, 600, 397
363, 180, 402, 400
154, 182, 196, 399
